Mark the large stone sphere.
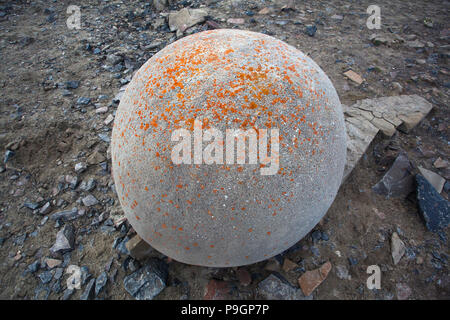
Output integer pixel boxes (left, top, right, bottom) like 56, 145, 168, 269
111, 29, 346, 267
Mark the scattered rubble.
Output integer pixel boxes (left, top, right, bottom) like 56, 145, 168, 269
258, 274, 311, 300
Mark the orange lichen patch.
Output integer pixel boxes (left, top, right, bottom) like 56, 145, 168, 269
130, 200, 138, 210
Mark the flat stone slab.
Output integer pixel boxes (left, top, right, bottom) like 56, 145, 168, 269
343, 95, 433, 180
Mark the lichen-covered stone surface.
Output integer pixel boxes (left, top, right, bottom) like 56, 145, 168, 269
112, 29, 347, 266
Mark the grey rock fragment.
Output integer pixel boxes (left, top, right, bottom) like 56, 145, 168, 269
416, 174, 450, 232
39, 202, 52, 215
74, 162, 87, 173
79, 178, 96, 191
372, 153, 414, 198
38, 271, 53, 284
391, 232, 406, 265
82, 194, 99, 207
123, 258, 168, 300
50, 208, 79, 221
80, 278, 96, 300
335, 265, 351, 280
50, 225, 75, 255
77, 97, 91, 105
62, 288, 74, 300
168, 8, 208, 36
95, 271, 108, 296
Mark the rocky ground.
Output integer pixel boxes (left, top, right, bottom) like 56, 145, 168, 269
0, 0, 449, 300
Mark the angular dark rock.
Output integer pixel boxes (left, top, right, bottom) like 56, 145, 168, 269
123, 258, 168, 300
27, 260, 40, 273
39, 202, 51, 215
52, 280, 62, 293
4, 150, 14, 163
305, 25, 317, 37
372, 153, 414, 198
95, 271, 108, 296
82, 194, 99, 207
65, 81, 79, 89
80, 278, 96, 300
79, 178, 96, 192
80, 266, 91, 286
311, 230, 322, 242
77, 97, 91, 105
62, 288, 74, 300
50, 208, 79, 221
54, 267, 64, 280
50, 224, 75, 255
38, 271, 53, 284
24, 202, 40, 210
416, 174, 450, 232
116, 236, 130, 255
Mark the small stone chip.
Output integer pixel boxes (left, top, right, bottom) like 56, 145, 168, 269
344, 70, 364, 85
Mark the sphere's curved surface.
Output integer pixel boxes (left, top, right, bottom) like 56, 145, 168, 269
111, 29, 346, 267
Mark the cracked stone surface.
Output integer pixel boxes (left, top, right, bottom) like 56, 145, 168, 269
342, 95, 433, 180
